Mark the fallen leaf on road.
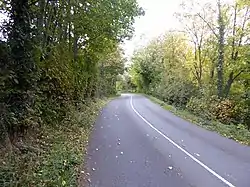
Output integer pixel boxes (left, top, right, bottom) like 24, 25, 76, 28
194, 153, 200, 157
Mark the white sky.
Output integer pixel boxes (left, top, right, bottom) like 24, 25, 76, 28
122, 0, 183, 59
122, 0, 233, 59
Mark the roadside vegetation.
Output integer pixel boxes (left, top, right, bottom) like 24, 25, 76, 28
118, 0, 250, 145
0, 0, 143, 186
146, 95, 250, 145
1, 99, 109, 186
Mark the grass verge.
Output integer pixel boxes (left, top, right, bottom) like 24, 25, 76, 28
0, 98, 112, 187
145, 94, 250, 145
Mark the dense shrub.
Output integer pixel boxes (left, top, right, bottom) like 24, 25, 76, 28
152, 78, 196, 108
187, 95, 247, 127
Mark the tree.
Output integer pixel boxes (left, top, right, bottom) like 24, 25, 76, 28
0, 0, 143, 146
129, 0, 249, 129
176, 2, 212, 88
130, 32, 196, 106
177, 0, 250, 98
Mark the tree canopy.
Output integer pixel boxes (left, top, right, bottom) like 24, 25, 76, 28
129, 0, 249, 129
0, 0, 143, 146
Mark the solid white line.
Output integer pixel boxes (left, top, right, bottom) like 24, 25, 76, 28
130, 96, 235, 187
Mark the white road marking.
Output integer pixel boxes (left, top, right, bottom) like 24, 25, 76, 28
130, 96, 235, 187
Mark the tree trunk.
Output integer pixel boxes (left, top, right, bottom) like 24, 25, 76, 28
7, 0, 36, 139
224, 70, 243, 98
73, 34, 78, 61
68, 0, 71, 52
224, 72, 234, 98
217, 0, 225, 98
37, 0, 45, 43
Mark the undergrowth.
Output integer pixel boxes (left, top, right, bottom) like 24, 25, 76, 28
146, 95, 250, 145
0, 98, 109, 187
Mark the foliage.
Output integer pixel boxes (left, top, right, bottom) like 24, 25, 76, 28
187, 96, 240, 123
147, 95, 250, 145
128, 0, 249, 140
0, 0, 142, 144
0, 0, 143, 186
0, 98, 109, 186
130, 33, 197, 108
116, 74, 137, 93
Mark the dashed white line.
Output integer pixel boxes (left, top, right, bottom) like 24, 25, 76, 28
130, 96, 235, 187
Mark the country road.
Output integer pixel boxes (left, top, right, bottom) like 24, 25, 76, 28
86, 94, 250, 187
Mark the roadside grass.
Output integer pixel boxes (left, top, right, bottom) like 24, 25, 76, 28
0, 98, 111, 187
145, 94, 250, 145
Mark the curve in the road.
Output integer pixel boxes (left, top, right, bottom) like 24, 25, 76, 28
130, 96, 235, 187
86, 94, 250, 187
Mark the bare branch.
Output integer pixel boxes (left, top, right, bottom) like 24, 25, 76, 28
238, 7, 249, 47
233, 70, 244, 81
197, 12, 218, 38
231, 3, 237, 60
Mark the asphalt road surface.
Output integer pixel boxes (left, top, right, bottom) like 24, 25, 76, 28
86, 94, 250, 187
